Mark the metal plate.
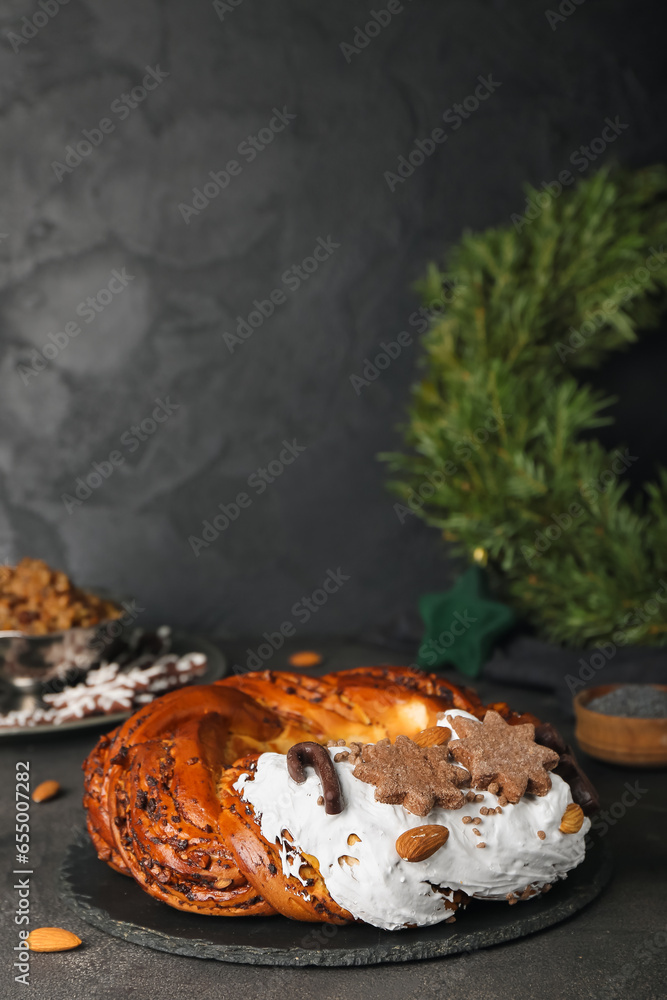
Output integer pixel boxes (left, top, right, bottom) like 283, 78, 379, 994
0, 633, 226, 738
60, 828, 611, 967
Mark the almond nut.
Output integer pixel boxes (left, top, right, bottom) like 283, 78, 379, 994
396, 824, 449, 862
411, 726, 451, 748
347, 833, 361, 846
288, 651, 323, 668
27, 928, 81, 952
32, 780, 60, 803
559, 802, 584, 834
338, 854, 359, 867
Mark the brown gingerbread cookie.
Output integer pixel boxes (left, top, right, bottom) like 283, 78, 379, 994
351, 734, 470, 816
448, 710, 559, 803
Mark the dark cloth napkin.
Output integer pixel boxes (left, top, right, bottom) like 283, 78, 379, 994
485, 633, 667, 714
361, 613, 666, 716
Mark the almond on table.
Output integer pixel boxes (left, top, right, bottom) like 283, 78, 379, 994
288, 650, 323, 668
32, 780, 61, 803
27, 928, 82, 952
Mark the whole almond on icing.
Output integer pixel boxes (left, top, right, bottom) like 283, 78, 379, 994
411, 726, 451, 748
559, 802, 584, 834
32, 780, 60, 803
27, 928, 81, 952
396, 824, 449, 862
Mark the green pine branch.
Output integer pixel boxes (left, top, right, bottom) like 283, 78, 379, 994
383, 165, 667, 647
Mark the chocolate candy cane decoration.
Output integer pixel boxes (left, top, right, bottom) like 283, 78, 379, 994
286, 741, 344, 815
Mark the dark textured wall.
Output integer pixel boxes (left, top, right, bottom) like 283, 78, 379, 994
0, 0, 664, 637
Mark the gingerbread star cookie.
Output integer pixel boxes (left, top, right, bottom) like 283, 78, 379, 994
448, 710, 559, 804
350, 734, 470, 816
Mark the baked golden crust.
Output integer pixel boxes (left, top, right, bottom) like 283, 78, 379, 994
82, 666, 537, 919
218, 756, 353, 924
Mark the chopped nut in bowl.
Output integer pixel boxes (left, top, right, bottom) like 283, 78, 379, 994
0, 560, 218, 735
0, 558, 122, 635
0, 558, 125, 698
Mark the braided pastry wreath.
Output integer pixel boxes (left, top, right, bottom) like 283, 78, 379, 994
83, 666, 597, 929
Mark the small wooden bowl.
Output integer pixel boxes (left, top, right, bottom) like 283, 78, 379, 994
574, 684, 667, 767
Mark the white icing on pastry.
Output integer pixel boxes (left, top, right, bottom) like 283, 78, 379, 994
235, 709, 590, 930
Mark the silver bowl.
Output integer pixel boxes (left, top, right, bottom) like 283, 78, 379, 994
0, 583, 130, 712
0, 617, 127, 703
0, 582, 129, 687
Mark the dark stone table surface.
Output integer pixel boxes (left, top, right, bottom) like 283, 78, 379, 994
1, 639, 665, 1000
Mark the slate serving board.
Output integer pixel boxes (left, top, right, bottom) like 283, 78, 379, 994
60, 828, 611, 967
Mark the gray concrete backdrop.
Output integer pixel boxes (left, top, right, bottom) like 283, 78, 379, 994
0, 0, 665, 637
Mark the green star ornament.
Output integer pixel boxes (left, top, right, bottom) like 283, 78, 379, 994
417, 566, 516, 677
